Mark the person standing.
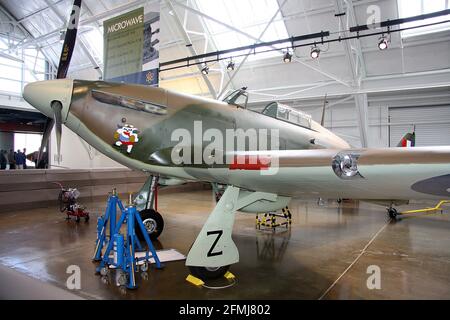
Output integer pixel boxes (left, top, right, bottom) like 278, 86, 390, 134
15, 149, 24, 170
8, 149, 15, 169
0, 150, 7, 170
32, 151, 39, 169
4, 150, 9, 169
23, 148, 27, 169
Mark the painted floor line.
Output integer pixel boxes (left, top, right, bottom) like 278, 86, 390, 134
318, 221, 389, 300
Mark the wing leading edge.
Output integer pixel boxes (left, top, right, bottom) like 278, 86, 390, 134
185, 147, 450, 201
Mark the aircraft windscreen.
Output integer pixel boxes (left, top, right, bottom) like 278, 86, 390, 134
222, 88, 248, 109
262, 102, 312, 129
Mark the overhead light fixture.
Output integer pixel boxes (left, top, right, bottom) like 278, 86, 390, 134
378, 35, 389, 50
226, 60, 235, 71
310, 46, 320, 59
283, 51, 292, 63
201, 65, 209, 75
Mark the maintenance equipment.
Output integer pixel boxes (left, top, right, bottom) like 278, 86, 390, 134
54, 182, 89, 222
398, 200, 450, 218
93, 190, 163, 289
256, 206, 292, 231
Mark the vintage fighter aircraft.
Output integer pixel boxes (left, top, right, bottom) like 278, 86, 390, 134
23, 0, 450, 280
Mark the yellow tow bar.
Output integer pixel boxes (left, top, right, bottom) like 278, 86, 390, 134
400, 200, 450, 216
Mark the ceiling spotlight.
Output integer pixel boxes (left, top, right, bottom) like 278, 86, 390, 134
378, 35, 389, 50
283, 51, 292, 63
201, 65, 209, 75
310, 46, 320, 59
226, 60, 235, 71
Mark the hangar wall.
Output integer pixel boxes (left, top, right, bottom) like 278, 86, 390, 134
250, 87, 450, 149
0, 132, 14, 151
48, 125, 125, 169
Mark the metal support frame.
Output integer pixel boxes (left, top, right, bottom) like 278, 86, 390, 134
334, 0, 369, 147
2, 0, 156, 52
217, 0, 288, 98
165, 0, 217, 98
344, 0, 367, 79
256, 206, 292, 231
334, 0, 356, 84
94, 191, 163, 290
0, 6, 56, 85
354, 93, 369, 147
174, 0, 351, 95
42, 0, 102, 77
187, 0, 235, 94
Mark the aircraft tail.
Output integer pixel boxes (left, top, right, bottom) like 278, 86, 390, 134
397, 132, 416, 147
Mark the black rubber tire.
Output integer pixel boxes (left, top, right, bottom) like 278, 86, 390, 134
188, 265, 230, 281
84, 215, 89, 222
136, 209, 164, 241
75, 216, 80, 223
388, 208, 398, 219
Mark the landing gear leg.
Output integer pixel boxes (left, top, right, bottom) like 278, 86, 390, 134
186, 186, 240, 280
186, 186, 281, 280
387, 207, 398, 220
134, 175, 164, 240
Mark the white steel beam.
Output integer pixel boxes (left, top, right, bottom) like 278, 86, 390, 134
345, 0, 367, 79
333, 0, 358, 85
217, 0, 289, 98
6, 0, 158, 52
165, 0, 217, 98
188, 0, 235, 93
43, 0, 102, 77
354, 93, 369, 147
175, 0, 351, 91
245, 68, 450, 103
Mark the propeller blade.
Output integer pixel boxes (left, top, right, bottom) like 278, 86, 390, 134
56, 0, 82, 79
52, 101, 63, 162
320, 94, 328, 127
38, 117, 55, 164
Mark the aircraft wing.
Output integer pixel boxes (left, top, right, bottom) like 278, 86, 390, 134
184, 146, 450, 201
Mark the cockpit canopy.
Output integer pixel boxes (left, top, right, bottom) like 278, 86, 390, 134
262, 102, 312, 129
222, 88, 248, 109
222, 88, 312, 130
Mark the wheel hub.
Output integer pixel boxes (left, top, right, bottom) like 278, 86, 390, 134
205, 266, 221, 272
143, 218, 157, 234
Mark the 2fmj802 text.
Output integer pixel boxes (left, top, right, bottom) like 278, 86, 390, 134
223, 304, 270, 317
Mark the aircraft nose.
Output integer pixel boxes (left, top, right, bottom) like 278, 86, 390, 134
23, 79, 74, 119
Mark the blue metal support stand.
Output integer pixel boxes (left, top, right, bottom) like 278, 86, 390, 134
93, 191, 163, 289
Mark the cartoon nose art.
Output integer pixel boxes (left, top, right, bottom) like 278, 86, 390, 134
114, 124, 140, 154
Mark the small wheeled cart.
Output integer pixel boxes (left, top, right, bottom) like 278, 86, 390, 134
54, 182, 90, 222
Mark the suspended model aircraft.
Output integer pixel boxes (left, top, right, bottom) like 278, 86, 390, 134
23, 0, 450, 280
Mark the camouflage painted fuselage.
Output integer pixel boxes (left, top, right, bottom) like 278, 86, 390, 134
68, 80, 349, 167
23, 79, 450, 200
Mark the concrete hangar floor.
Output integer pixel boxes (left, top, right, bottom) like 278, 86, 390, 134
0, 187, 449, 299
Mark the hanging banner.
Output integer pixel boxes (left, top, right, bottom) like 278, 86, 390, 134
103, 3, 160, 86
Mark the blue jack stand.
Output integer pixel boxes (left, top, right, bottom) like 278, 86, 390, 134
93, 190, 163, 290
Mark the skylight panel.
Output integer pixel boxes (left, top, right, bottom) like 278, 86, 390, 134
195, 0, 289, 61
81, 28, 104, 63
398, 0, 450, 38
